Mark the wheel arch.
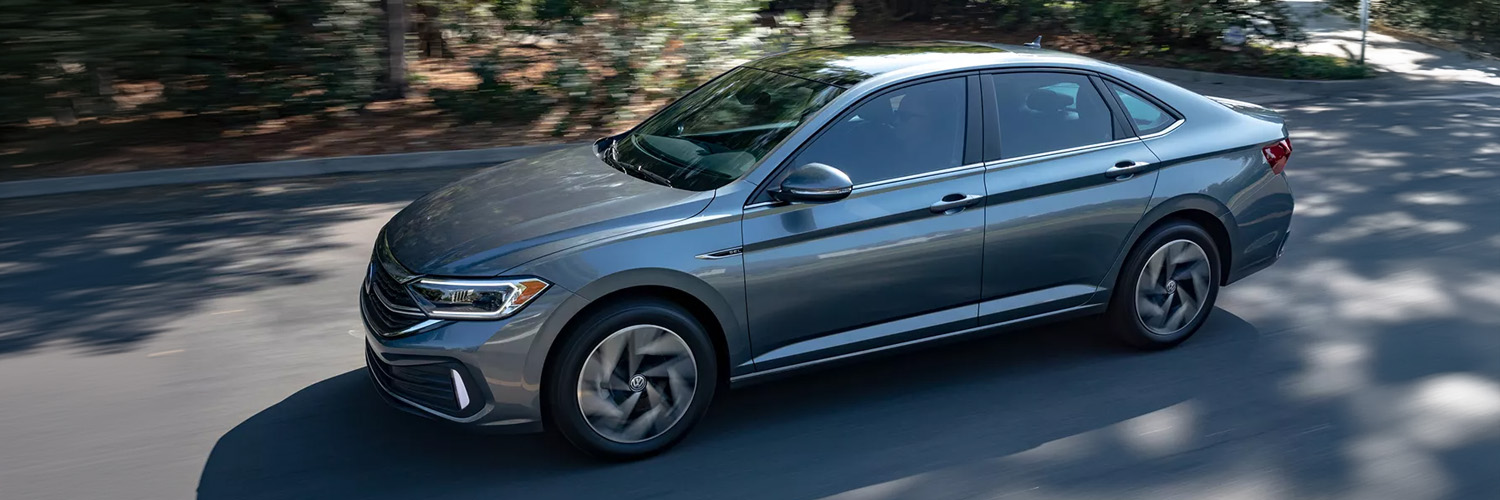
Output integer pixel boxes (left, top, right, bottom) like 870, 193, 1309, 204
1157, 208, 1235, 285
528, 269, 738, 424
1098, 195, 1238, 300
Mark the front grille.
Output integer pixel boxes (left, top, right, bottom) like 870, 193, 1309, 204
366, 345, 481, 417
361, 260, 427, 336
370, 256, 422, 311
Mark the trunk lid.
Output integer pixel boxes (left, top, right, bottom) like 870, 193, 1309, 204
1208, 96, 1285, 126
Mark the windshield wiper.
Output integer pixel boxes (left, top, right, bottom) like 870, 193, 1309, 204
628, 162, 674, 188
609, 138, 673, 188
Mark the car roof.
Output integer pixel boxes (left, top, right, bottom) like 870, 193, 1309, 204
744, 41, 1114, 88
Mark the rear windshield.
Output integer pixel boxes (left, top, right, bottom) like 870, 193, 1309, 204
605, 68, 844, 191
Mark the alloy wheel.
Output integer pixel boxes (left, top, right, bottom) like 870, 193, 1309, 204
1135, 239, 1212, 335
576, 324, 698, 444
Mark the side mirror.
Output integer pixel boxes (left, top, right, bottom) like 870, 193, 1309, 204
771, 163, 853, 204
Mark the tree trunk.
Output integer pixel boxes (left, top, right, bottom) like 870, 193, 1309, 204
383, 0, 408, 98
416, 4, 451, 58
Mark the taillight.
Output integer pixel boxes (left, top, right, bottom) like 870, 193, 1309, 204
1263, 138, 1292, 175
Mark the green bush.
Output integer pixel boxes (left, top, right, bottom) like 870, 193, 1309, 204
1329, 0, 1500, 53
1076, 0, 1301, 49
1255, 48, 1372, 80
988, 0, 1060, 29
0, 0, 385, 124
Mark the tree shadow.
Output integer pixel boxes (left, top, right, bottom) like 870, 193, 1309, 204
1192, 80, 1500, 499
12, 67, 1500, 499
198, 310, 1345, 499
0, 167, 481, 357
188, 78, 1500, 500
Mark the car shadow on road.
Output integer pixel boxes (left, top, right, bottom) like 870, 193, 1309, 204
198, 309, 1329, 500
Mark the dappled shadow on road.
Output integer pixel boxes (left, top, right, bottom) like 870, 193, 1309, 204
0, 168, 478, 357
1212, 88, 1500, 499
199, 311, 1347, 499
11, 72, 1500, 498
194, 83, 1500, 500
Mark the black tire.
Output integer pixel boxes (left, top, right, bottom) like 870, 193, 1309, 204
1106, 220, 1222, 350
545, 298, 718, 460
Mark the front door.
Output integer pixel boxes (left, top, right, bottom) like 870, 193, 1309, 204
977, 71, 1162, 324
742, 77, 986, 370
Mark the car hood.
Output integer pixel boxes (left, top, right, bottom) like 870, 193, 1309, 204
383, 145, 713, 277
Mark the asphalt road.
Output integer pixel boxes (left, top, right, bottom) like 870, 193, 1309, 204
4, 79, 1500, 500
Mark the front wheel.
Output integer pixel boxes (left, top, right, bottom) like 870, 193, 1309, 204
1106, 221, 1221, 350
546, 299, 718, 460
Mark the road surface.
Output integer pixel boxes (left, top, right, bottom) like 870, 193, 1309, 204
3, 79, 1500, 499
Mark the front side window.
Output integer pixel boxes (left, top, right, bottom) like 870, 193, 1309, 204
1108, 82, 1177, 135
790, 78, 967, 185
609, 68, 844, 191
991, 73, 1114, 159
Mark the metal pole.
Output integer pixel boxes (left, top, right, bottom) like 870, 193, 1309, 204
1359, 0, 1369, 65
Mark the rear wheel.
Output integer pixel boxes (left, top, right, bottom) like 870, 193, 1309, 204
1106, 220, 1221, 349
546, 298, 718, 460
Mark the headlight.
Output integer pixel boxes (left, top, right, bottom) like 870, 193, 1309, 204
407, 277, 550, 320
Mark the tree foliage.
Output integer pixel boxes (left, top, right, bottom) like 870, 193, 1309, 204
873, 0, 1301, 48
1073, 0, 1301, 48
1, 0, 852, 127
431, 0, 854, 128
1, 0, 385, 124
1, 0, 1341, 130
1330, 0, 1500, 53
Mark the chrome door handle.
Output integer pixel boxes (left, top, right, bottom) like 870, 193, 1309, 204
1106, 160, 1152, 178
929, 193, 983, 214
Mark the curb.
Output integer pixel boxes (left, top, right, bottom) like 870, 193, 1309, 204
1124, 64, 1393, 94
0, 142, 584, 200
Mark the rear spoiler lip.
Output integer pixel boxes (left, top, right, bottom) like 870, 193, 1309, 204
1206, 95, 1286, 128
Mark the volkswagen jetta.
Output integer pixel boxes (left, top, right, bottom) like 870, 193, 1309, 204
361, 41, 1295, 459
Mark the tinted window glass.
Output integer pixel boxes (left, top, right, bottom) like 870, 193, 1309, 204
613, 68, 844, 191
991, 73, 1114, 159
1108, 82, 1176, 135
791, 78, 966, 185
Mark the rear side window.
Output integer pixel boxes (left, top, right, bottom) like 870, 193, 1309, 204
1108, 82, 1177, 135
990, 73, 1114, 159
792, 78, 967, 185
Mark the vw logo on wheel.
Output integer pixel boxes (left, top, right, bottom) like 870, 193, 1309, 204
628, 374, 647, 392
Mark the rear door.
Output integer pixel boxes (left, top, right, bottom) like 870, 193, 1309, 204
976, 70, 1161, 325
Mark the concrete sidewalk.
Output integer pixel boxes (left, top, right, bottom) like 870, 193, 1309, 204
1289, 0, 1500, 85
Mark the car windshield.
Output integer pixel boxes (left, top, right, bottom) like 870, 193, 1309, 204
607, 67, 844, 191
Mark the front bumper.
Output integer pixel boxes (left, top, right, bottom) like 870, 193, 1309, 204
365, 344, 487, 422
362, 285, 580, 433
